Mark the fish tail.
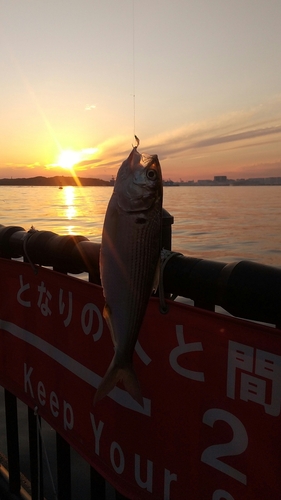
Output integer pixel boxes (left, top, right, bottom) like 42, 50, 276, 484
94, 360, 143, 407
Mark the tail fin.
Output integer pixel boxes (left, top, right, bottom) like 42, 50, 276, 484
94, 359, 143, 407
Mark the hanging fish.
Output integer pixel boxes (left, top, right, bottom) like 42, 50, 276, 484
94, 143, 163, 406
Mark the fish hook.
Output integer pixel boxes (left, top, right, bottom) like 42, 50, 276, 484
133, 134, 140, 149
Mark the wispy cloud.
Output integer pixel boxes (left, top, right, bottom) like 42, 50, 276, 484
28, 162, 41, 168
6, 163, 29, 168
128, 97, 281, 177
62, 104, 281, 175
85, 104, 96, 111
6, 162, 41, 169
188, 125, 281, 149
75, 158, 102, 169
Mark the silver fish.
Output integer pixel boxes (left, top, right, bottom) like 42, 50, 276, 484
94, 145, 163, 406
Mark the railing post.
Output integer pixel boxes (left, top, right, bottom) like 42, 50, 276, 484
162, 208, 174, 251
90, 467, 106, 500
56, 433, 71, 500
4, 390, 21, 495
115, 490, 129, 500
28, 406, 44, 500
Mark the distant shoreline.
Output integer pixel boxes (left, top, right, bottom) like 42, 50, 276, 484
164, 176, 281, 186
0, 175, 281, 187
0, 176, 111, 187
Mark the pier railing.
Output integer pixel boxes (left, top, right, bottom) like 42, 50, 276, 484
1, 217, 280, 327
0, 215, 280, 499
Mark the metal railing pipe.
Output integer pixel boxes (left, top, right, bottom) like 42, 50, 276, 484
163, 254, 281, 326
1, 222, 281, 326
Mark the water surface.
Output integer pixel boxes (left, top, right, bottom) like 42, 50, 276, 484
1, 185, 280, 267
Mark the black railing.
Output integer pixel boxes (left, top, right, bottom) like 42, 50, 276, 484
1, 215, 280, 327
0, 213, 280, 499
1, 387, 122, 500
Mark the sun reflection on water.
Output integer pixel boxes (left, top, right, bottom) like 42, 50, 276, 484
56, 185, 111, 238
56, 186, 78, 234
64, 186, 77, 220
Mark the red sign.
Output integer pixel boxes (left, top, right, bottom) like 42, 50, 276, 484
0, 258, 281, 499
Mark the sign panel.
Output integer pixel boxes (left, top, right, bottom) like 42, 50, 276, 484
0, 258, 281, 499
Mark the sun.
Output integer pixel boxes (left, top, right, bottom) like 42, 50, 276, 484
58, 150, 81, 170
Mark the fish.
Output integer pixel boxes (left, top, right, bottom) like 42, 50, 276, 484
94, 143, 163, 406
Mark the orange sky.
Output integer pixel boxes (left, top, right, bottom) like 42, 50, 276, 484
1, 1, 281, 181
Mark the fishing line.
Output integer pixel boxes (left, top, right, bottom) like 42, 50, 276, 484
132, 0, 136, 138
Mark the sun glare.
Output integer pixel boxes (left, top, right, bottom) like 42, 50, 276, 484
58, 150, 81, 170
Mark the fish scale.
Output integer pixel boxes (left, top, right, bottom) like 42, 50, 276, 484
115, 214, 157, 351
127, 217, 160, 338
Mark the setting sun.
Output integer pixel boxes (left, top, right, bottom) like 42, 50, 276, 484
58, 150, 81, 170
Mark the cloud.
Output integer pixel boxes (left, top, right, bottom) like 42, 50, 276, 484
67, 101, 281, 176
6, 162, 29, 168
4, 161, 42, 170
77, 159, 100, 167
140, 98, 281, 165
75, 158, 102, 169
27, 162, 41, 168
85, 104, 96, 111
188, 125, 281, 149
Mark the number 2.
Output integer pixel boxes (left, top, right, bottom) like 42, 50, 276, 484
201, 408, 248, 485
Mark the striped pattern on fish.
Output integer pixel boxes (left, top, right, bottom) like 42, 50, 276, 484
94, 146, 163, 406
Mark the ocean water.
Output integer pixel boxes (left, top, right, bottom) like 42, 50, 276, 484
1, 184, 281, 267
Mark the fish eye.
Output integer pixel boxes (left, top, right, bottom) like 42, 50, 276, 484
146, 169, 157, 181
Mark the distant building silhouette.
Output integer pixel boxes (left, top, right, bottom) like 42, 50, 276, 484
214, 175, 227, 182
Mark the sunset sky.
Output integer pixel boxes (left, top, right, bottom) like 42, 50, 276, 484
1, 0, 281, 181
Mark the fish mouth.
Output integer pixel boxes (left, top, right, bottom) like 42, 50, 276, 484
129, 148, 160, 171
139, 153, 159, 166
